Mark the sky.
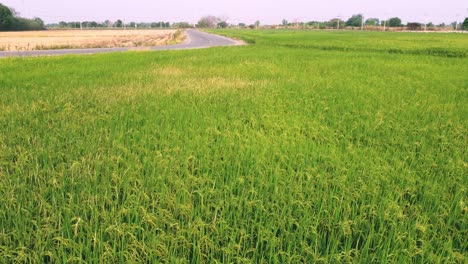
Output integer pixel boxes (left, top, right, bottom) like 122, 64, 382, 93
2, 0, 467, 25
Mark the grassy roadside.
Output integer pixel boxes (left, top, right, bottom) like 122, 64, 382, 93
0, 30, 467, 262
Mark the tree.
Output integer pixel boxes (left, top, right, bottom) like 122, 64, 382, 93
173, 22, 192, 28
388, 17, 402, 27
463, 18, 468, 30
197, 16, 219, 28
0, 3, 45, 31
217, 21, 228, 28
238, 23, 246, 28
345, 14, 363, 27
365, 18, 380, 26
407, 22, 422, 31
282, 19, 288, 26
33, 17, 44, 28
255, 20, 260, 28
0, 3, 15, 30
450, 21, 457, 29
328, 18, 344, 29
104, 20, 113, 28
114, 19, 123, 28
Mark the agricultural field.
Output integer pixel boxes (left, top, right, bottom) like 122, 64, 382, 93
0, 30, 467, 262
0, 29, 182, 51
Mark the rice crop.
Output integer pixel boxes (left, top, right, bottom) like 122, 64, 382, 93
0, 30, 467, 262
0, 29, 182, 51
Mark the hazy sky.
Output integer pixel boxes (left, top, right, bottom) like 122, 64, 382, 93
2, 0, 467, 24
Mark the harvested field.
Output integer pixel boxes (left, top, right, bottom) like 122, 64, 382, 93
0, 29, 183, 51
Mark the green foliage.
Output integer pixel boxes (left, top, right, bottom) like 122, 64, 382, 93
388, 17, 402, 27
173, 22, 192, 28
0, 30, 467, 262
328, 18, 344, 29
0, 3, 14, 30
407, 22, 422, 31
0, 3, 45, 31
217, 21, 228, 29
345, 14, 363, 27
114, 19, 123, 28
463, 18, 468, 30
365, 18, 380, 26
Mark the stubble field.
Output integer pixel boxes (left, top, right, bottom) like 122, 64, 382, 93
0, 30, 467, 262
0, 29, 181, 51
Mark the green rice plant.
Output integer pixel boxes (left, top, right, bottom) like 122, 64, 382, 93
0, 29, 467, 262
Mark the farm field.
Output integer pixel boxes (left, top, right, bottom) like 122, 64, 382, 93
0, 30, 467, 262
0, 29, 182, 51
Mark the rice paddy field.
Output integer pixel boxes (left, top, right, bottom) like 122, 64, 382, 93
0, 30, 467, 262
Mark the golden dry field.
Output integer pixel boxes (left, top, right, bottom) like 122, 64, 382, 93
0, 29, 182, 51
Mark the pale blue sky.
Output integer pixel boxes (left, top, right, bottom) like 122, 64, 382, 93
2, 0, 467, 24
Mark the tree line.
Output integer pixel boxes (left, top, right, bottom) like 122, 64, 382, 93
0, 3, 45, 31
48, 20, 188, 29
2, 1, 468, 32
198, 14, 468, 31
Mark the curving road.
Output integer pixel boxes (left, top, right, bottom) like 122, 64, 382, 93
0, 29, 242, 58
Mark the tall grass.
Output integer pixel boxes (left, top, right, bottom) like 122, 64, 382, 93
0, 30, 467, 262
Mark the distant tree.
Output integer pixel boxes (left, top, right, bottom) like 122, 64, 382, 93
328, 18, 344, 29
463, 18, 468, 30
388, 17, 402, 27
305, 21, 324, 28
248, 24, 255, 29
282, 19, 288, 26
407, 22, 422, 31
197, 16, 219, 28
165, 22, 170, 28
33, 17, 44, 28
173, 22, 192, 28
0, 4, 15, 30
255, 20, 260, 28
104, 20, 113, 28
238, 23, 246, 28
114, 19, 123, 28
438, 22, 446, 28
0, 3, 45, 31
450, 21, 457, 29
217, 21, 228, 28
13, 17, 44, 30
345, 14, 363, 27
365, 18, 380, 26
427, 22, 434, 28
